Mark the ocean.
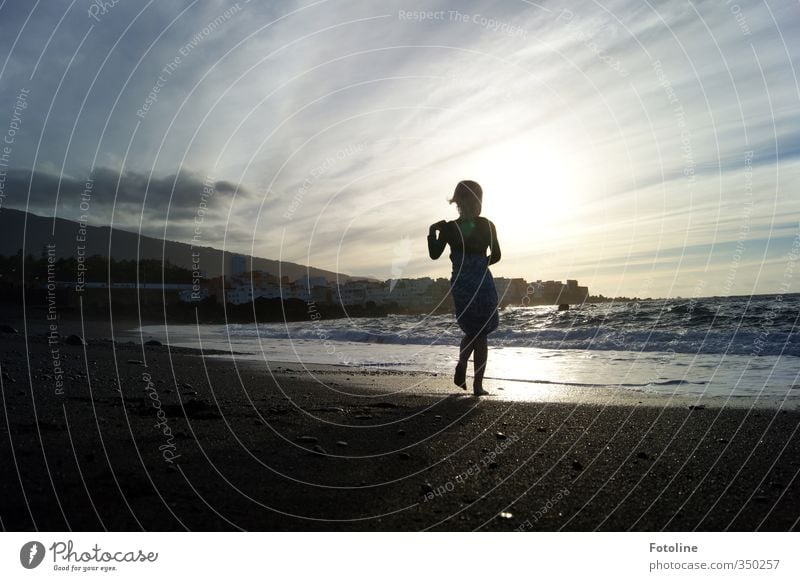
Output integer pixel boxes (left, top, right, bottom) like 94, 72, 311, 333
135, 294, 800, 403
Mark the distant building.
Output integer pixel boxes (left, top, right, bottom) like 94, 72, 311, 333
387, 278, 432, 306
494, 277, 527, 306
230, 254, 247, 277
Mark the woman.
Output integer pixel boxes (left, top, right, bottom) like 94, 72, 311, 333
428, 180, 501, 396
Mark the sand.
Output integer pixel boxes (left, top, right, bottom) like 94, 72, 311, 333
1, 314, 799, 531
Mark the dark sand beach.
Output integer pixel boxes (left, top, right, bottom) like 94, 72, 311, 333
1, 313, 799, 532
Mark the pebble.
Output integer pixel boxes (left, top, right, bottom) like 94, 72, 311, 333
636, 451, 649, 460
64, 334, 86, 346
399, 452, 410, 460
537, 427, 547, 433
0, 324, 18, 334
397, 429, 406, 436
572, 460, 584, 471
498, 511, 513, 520
127, 359, 144, 365
144, 340, 162, 346
335, 441, 348, 447
311, 444, 326, 455
297, 435, 318, 443
420, 482, 434, 495
495, 432, 507, 440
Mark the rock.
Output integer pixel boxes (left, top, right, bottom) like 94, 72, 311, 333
144, 340, 162, 346
397, 429, 406, 436
335, 440, 348, 447
355, 414, 373, 420
311, 444, 326, 455
636, 451, 649, 460
495, 432, 507, 440
572, 460, 583, 471
434, 415, 442, 420
181, 383, 194, 390
537, 427, 547, 433
498, 511, 513, 520
420, 482, 434, 495
297, 435, 318, 444
64, 334, 86, 346
488, 461, 499, 469
0, 324, 18, 334
688, 404, 706, 410
717, 438, 729, 444
127, 359, 144, 365
399, 452, 410, 460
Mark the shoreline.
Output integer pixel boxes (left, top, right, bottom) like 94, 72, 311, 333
2, 324, 799, 531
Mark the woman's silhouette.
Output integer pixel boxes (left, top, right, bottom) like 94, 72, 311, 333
428, 180, 501, 396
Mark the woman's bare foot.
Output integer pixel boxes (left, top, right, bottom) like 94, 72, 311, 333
473, 385, 489, 396
454, 361, 467, 390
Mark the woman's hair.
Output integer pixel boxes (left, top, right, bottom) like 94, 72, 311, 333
449, 180, 482, 219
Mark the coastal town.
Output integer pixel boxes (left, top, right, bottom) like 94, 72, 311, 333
180, 255, 590, 309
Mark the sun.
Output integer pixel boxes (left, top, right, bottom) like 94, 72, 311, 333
467, 135, 587, 241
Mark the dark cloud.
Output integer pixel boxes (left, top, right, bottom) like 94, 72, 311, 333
2, 166, 250, 229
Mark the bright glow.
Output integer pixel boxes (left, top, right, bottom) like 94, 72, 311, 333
465, 135, 589, 243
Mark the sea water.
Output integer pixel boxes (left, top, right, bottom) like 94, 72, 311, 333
135, 294, 800, 403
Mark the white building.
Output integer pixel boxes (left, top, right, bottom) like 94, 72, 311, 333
387, 277, 432, 305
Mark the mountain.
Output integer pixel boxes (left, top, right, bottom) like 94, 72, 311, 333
0, 208, 351, 282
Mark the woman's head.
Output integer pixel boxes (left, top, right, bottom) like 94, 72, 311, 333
450, 180, 482, 219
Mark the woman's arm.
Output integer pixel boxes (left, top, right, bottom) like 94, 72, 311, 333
428, 221, 448, 259
488, 220, 501, 265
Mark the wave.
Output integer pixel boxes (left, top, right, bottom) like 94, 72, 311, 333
225, 323, 800, 357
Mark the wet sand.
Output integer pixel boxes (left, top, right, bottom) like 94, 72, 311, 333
1, 317, 799, 531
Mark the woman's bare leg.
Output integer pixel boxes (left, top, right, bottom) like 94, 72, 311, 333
473, 334, 488, 395
455, 335, 475, 389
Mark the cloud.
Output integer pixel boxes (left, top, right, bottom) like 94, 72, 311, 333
2, 167, 250, 240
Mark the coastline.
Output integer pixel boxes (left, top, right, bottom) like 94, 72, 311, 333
2, 318, 799, 531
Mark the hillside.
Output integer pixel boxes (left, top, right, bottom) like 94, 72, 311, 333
0, 208, 351, 282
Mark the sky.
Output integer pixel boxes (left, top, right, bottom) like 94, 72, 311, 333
0, 0, 798, 298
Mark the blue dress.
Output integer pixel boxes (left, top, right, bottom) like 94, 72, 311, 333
449, 251, 499, 337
